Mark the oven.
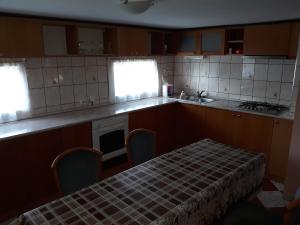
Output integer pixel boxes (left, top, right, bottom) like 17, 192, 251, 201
92, 114, 128, 161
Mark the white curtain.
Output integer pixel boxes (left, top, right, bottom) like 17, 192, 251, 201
0, 62, 30, 123
110, 59, 159, 103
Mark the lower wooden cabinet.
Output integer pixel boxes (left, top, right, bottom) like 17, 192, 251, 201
269, 119, 293, 182
0, 122, 92, 221
129, 104, 177, 155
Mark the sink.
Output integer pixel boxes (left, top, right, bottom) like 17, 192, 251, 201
194, 98, 215, 104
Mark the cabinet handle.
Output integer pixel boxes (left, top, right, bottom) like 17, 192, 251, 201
237, 115, 241, 118
232, 114, 236, 116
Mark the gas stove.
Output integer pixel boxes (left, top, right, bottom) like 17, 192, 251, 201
238, 101, 289, 115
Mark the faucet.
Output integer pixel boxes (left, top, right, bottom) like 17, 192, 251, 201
197, 90, 205, 99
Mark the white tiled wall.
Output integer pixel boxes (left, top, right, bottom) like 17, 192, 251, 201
0, 56, 173, 123
173, 55, 299, 112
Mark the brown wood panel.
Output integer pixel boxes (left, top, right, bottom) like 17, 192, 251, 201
235, 112, 274, 160
288, 22, 300, 58
0, 17, 44, 57
204, 107, 237, 146
244, 23, 291, 55
61, 122, 92, 149
269, 119, 293, 182
129, 104, 176, 155
174, 103, 206, 148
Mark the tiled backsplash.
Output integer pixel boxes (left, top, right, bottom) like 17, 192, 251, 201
173, 55, 299, 112
0, 56, 173, 123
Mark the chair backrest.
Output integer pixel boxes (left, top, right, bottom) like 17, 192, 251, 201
126, 129, 156, 166
51, 147, 103, 196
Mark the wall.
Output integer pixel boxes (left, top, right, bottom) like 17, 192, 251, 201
173, 55, 299, 112
0, 56, 174, 123
284, 37, 300, 199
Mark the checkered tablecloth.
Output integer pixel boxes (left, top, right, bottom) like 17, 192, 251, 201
21, 139, 265, 225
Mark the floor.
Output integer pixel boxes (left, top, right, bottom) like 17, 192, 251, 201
1, 179, 288, 225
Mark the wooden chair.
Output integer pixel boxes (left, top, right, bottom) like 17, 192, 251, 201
126, 129, 156, 166
51, 147, 103, 196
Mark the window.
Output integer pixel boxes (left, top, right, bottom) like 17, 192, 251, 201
112, 59, 159, 102
0, 63, 30, 123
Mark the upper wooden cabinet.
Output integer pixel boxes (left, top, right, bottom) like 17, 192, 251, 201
244, 23, 291, 56
115, 27, 149, 56
288, 22, 300, 58
177, 31, 201, 55
0, 17, 44, 57
200, 28, 226, 55
149, 31, 179, 55
43, 25, 68, 56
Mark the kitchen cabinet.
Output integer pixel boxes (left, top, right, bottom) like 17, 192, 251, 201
43, 25, 68, 56
150, 31, 180, 55
0, 122, 92, 221
0, 17, 44, 57
244, 23, 291, 56
174, 104, 206, 148
129, 104, 177, 155
288, 22, 300, 58
177, 31, 201, 55
269, 119, 293, 182
77, 27, 104, 55
201, 28, 226, 55
116, 27, 149, 56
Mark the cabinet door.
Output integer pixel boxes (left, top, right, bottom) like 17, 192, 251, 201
129, 104, 176, 155
43, 25, 67, 56
269, 119, 293, 182
204, 107, 237, 146
244, 23, 291, 56
177, 31, 201, 55
235, 112, 274, 158
288, 22, 300, 58
201, 29, 225, 55
174, 104, 206, 148
0, 17, 44, 57
117, 27, 149, 56
78, 27, 104, 55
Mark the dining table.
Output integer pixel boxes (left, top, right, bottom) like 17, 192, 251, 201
19, 138, 265, 225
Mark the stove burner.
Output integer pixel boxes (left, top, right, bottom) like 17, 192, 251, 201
238, 101, 289, 115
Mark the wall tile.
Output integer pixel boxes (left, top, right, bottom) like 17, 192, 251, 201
282, 65, 295, 83
26, 58, 42, 68
229, 94, 241, 100
45, 87, 60, 106
26, 68, 44, 89
57, 57, 71, 67
190, 76, 199, 90
231, 55, 243, 63
229, 79, 241, 95
269, 59, 284, 65
97, 57, 106, 66
241, 80, 253, 96
200, 63, 209, 76
87, 83, 100, 102
98, 66, 108, 82
85, 66, 99, 83
230, 63, 242, 79
191, 63, 200, 76
242, 63, 254, 79
199, 77, 208, 91
292, 87, 299, 105
240, 95, 253, 101
43, 68, 59, 87
74, 84, 87, 102
253, 81, 267, 98
85, 57, 97, 66
208, 78, 219, 92
294, 68, 300, 86
99, 83, 109, 99
72, 67, 86, 84
254, 64, 268, 81
60, 86, 74, 104
220, 55, 231, 63
58, 67, 73, 85
72, 57, 85, 67
209, 56, 220, 62
43, 57, 57, 67
182, 63, 191, 75
268, 64, 283, 82
29, 89, 46, 108
219, 63, 230, 78
209, 63, 219, 77
174, 62, 182, 75
266, 82, 281, 99
280, 83, 293, 100
219, 78, 229, 93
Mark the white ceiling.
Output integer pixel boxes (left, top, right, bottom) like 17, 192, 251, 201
0, 0, 299, 29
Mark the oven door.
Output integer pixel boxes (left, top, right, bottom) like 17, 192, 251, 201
93, 124, 128, 161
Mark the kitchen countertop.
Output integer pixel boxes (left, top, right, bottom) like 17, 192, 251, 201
0, 97, 294, 141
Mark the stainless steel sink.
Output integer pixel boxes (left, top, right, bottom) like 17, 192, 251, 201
193, 98, 215, 104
